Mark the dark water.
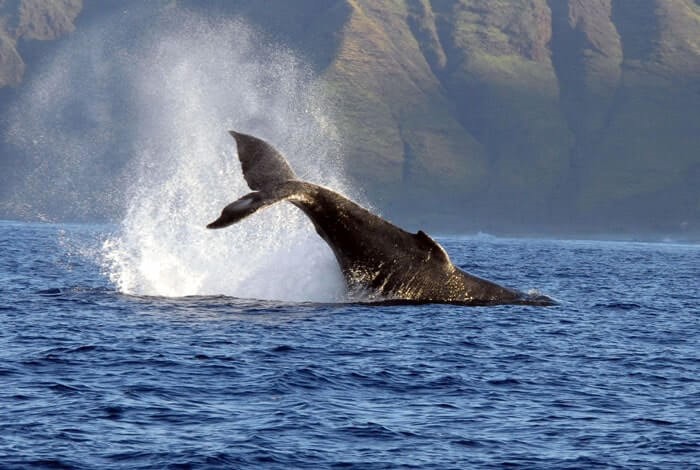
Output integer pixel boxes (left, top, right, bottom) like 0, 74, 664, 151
1, 220, 698, 469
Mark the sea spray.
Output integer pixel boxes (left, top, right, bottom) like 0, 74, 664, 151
6, 6, 349, 301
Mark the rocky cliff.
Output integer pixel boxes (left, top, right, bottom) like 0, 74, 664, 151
2, 0, 699, 235
307, 0, 700, 234
0, 0, 82, 87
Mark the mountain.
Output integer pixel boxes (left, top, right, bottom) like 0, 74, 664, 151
1, 0, 699, 236
0, 0, 82, 87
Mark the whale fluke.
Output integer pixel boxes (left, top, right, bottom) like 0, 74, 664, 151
229, 131, 297, 191
206, 191, 269, 229
208, 131, 555, 306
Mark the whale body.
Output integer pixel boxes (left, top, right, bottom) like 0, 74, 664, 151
207, 131, 554, 306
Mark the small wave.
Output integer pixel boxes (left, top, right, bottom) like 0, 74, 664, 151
0, 367, 18, 377
278, 366, 337, 390
338, 421, 401, 439
102, 406, 125, 421
635, 417, 675, 426
36, 286, 117, 298
37, 288, 63, 296
40, 345, 100, 355
48, 382, 86, 395
595, 302, 643, 310
487, 377, 522, 386
452, 438, 484, 448
16, 459, 79, 470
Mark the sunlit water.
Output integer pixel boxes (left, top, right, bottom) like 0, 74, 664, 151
1, 220, 698, 468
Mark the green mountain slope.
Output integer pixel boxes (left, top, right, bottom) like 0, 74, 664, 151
258, 0, 700, 234
2, 0, 699, 235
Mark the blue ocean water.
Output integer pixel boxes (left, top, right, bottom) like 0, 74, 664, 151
1, 220, 698, 469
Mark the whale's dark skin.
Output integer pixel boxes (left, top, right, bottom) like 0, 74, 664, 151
207, 131, 555, 306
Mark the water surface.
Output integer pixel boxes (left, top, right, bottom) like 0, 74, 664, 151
1, 221, 698, 468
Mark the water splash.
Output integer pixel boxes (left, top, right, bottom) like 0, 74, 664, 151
6, 7, 350, 301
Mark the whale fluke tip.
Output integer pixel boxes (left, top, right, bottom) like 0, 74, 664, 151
227, 130, 297, 191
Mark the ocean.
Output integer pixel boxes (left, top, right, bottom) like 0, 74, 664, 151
1, 219, 698, 469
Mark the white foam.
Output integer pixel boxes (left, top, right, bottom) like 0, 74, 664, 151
7, 7, 350, 301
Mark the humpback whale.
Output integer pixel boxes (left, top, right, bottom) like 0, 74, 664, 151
207, 131, 554, 306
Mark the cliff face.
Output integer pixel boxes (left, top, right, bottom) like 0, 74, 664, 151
307, 0, 700, 232
1, 0, 699, 235
549, 0, 700, 231
0, 0, 82, 87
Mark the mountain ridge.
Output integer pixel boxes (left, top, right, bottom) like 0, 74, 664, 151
1, 0, 699, 236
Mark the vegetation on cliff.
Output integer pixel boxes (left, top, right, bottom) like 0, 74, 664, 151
1, 0, 699, 236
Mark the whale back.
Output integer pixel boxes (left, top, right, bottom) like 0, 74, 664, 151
229, 131, 297, 190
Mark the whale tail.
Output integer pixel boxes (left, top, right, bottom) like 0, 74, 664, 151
206, 131, 554, 306
207, 131, 300, 229
206, 191, 273, 229
228, 131, 297, 191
